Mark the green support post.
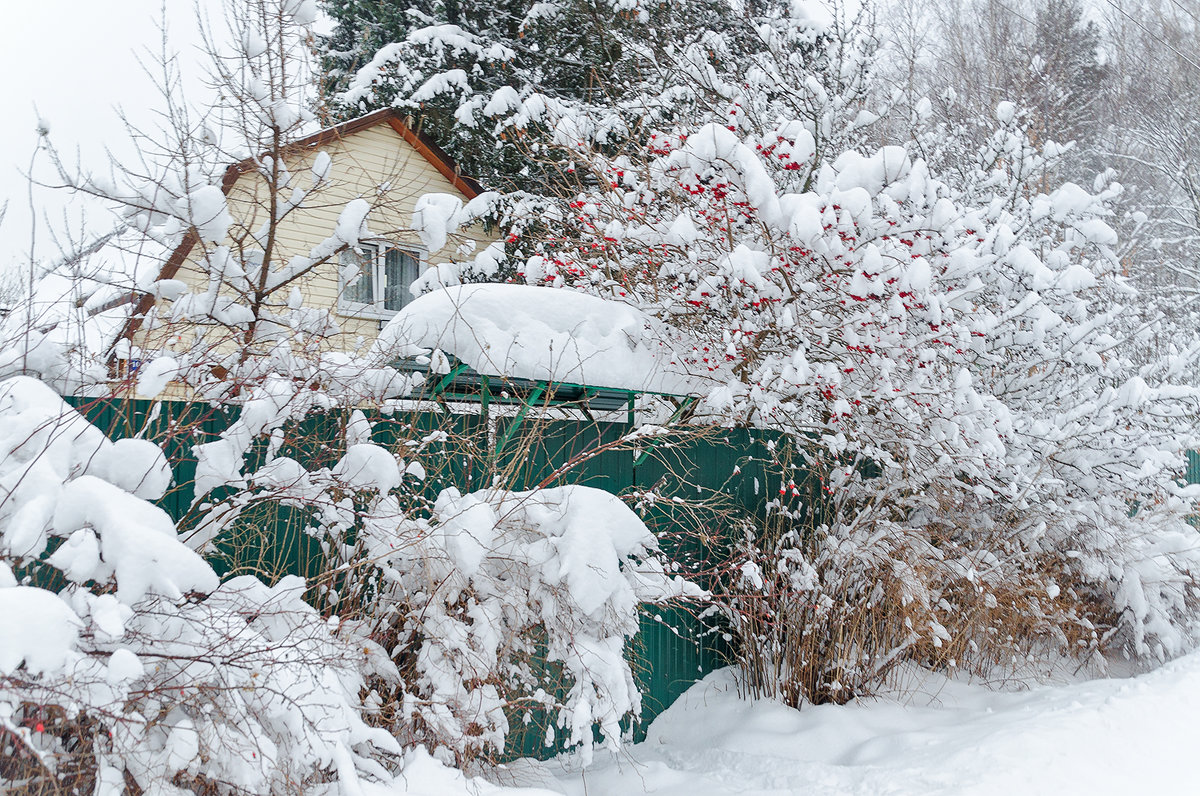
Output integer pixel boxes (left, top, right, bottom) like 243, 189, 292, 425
492, 384, 545, 460
479, 374, 490, 425
431, 362, 470, 397
633, 396, 697, 468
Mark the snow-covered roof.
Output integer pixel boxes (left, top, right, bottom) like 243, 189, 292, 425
371, 283, 722, 396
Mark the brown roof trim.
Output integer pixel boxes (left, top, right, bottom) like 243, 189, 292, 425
282, 107, 484, 198
111, 110, 484, 352
382, 116, 484, 199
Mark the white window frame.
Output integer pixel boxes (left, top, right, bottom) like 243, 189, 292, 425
337, 240, 426, 320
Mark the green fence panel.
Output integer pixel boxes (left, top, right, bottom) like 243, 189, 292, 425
369, 410, 490, 500
57, 398, 808, 759
493, 416, 634, 493
629, 605, 719, 739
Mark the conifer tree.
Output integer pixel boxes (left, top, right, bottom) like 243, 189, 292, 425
318, 0, 762, 187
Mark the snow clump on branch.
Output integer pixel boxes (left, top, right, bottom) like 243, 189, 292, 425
0, 376, 402, 794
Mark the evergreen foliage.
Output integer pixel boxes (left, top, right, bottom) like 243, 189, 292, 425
318, 0, 762, 187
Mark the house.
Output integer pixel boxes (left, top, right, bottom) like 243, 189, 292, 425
108, 108, 497, 396
1, 106, 712, 415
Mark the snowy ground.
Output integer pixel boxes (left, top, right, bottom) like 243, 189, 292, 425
392, 652, 1200, 795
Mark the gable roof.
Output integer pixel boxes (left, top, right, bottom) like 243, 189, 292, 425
218, 107, 484, 201
114, 109, 484, 350
309, 108, 484, 200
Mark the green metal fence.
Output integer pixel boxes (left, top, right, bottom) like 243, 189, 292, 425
61, 397, 807, 757
66, 394, 1200, 758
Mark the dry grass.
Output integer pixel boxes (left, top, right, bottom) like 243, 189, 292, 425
713, 461, 1125, 708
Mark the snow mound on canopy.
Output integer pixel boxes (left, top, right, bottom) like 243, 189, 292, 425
372, 284, 720, 395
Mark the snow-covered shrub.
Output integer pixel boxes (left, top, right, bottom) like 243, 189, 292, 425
0, 368, 705, 784
722, 508, 954, 706
332, 480, 704, 766
141, 358, 705, 766
0, 373, 702, 788
0, 376, 401, 794
373, 3, 1200, 700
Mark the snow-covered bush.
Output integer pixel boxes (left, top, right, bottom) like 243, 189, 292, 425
351, 3, 1200, 701
352, 484, 703, 766
124, 351, 703, 769
0, 373, 701, 788
0, 376, 401, 794
187, 409, 706, 765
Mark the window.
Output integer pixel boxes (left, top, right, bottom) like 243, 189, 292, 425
338, 241, 423, 318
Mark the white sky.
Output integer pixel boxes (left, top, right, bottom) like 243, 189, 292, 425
0, 1, 220, 273
0, 1, 339, 275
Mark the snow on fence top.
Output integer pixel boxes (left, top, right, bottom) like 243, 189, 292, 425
372, 283, 720, 396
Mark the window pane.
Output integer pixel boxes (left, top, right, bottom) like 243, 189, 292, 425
340, 245, 375, 305
383, 248, 421, 311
